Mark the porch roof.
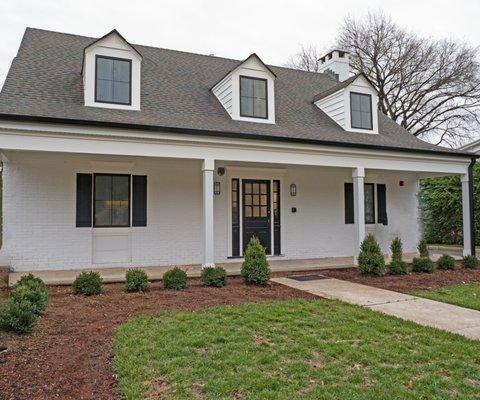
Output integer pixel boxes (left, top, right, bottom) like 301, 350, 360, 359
0, 28, 474, 159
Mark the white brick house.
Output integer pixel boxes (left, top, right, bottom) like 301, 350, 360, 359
0, 29, 476, 273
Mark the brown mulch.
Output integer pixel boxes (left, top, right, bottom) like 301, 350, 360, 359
0, 271, 316, 400
316, 265, 480, 292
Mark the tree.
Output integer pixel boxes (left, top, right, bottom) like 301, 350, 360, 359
285, 45, 324, 72
287, 12, 480, 146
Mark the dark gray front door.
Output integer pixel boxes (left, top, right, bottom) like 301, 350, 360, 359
242, 180, 271, 254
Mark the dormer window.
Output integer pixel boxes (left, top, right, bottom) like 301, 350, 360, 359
82, 29, 142, 110
350, 92, 373, 130
240, 76, 268, 119
95, 56, 132, 105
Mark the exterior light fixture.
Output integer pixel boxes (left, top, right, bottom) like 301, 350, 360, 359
214, 181, 221, 195
290, 183, 297, 196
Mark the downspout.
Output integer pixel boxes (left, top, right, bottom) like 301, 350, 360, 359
468, 157, 476, 256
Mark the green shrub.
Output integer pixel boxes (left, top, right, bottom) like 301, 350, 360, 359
357, 234, 385, 276
0, 298, 38, 334
10, 280, 48, 314
437, 254, 455, 270
73, 271, 102, 296
201, 267, 227, 287
125, 269, 149, 292
17, 273, 47, 291
412, 257, 435, 273
163, 267, 188, 290
358, 252, 386, 276
389, 237, 407, 275
463, 254, 479, 269
417, 240, 429, 258
241, 236, 271, 285
390, 259, 408, 275
361, 234, 382, 254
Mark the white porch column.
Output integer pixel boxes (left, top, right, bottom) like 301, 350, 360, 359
461, 173, 472, 257
353, 167, 366, 264
202, 159, 215, 267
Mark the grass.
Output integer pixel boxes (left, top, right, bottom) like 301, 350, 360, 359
114, 299, 480, 399
409, 283, 480, 311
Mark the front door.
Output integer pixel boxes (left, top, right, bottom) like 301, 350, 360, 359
242, 180, 271, 254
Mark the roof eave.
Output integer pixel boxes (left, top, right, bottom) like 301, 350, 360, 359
0, 113, 474, 160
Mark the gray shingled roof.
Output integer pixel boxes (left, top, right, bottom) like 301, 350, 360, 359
0, 28, 471, 157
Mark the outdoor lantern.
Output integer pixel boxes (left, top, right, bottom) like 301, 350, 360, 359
214, 181, 221, 195
290, 183, 297, 196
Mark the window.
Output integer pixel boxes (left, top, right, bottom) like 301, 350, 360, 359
350, 92, 373, 130
344, 182, 385, 225
95, 56, 132, 105
94, 174, 130, 227
364, 183, 375, 224
240, 76, 268, 119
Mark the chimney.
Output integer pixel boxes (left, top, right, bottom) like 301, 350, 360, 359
318, 50, 350, 82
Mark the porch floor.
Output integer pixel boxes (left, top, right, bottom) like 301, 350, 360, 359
7, 252, 457, 286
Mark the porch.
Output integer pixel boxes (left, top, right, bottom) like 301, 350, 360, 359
7, 252, 459, 286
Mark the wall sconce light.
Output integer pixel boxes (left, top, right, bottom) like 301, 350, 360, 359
214, 181, 221, 195
290, 183, 297, 196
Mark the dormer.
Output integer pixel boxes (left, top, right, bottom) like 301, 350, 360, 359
211, 53, 276, 124
313, 73, 379, 134
82, 30, 142, 110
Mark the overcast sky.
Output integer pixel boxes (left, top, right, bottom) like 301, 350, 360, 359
1, 0, 479, 87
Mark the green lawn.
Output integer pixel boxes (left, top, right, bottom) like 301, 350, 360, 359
114, 299, 480, 400
409, 283, 480, 311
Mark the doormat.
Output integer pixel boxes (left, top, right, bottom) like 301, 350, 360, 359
288, 274, 328, 282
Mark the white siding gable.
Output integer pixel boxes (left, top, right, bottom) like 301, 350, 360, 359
314, 89, 346, 129
212, 55, 276, 124
212, 73, 233, 116
315, 75, 379, 134
83, 31, 142, 111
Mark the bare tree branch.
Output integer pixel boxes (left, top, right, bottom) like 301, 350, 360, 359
286, 12, 480, 147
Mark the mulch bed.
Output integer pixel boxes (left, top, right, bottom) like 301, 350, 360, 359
0, 270, 316, 400
317, 265, 480, 292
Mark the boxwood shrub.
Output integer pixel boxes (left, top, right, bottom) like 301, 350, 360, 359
10, 280, 48, 314
357, 234, 385, 276
125, 269, 149, 292
241, 236, 271, 285
73, 271, 102, 296
463, 255, 479, 269
437, 254, 455, 270
412, 257, 435, 273
163, 267, 188, 290
201, 266, 227, 287
0, 298, 38, 334
389, 237, 407, 275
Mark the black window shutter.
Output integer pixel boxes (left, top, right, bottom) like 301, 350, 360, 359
132, 175, 147, 226
76, 173, 92, 227
344, 182, 354, 224
377, 184, 388, 225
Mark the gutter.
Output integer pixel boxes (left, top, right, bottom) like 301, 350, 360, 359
0, 113, 476, 160
468, 156, 476, 256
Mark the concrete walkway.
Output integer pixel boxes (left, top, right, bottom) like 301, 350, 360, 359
273, 276, 480, 340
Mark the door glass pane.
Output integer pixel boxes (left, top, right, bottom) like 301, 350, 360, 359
253, 207, 260, 217
95, 201, 110, 226
245, 183, 252, 194
260, 194, 267, 205
253, 184, 260, 194
245, 195, 252, 205
260, 184, 267, 194
253, 195, 260, 206
245, 207, 252, 217
261, 206, 267, 217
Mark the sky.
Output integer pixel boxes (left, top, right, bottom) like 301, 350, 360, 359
1, 0, 479, 88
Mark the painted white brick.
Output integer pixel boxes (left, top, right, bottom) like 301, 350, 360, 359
1, 152, 420, 271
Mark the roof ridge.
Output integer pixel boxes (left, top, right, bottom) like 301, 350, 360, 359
24, 27, 333, 78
